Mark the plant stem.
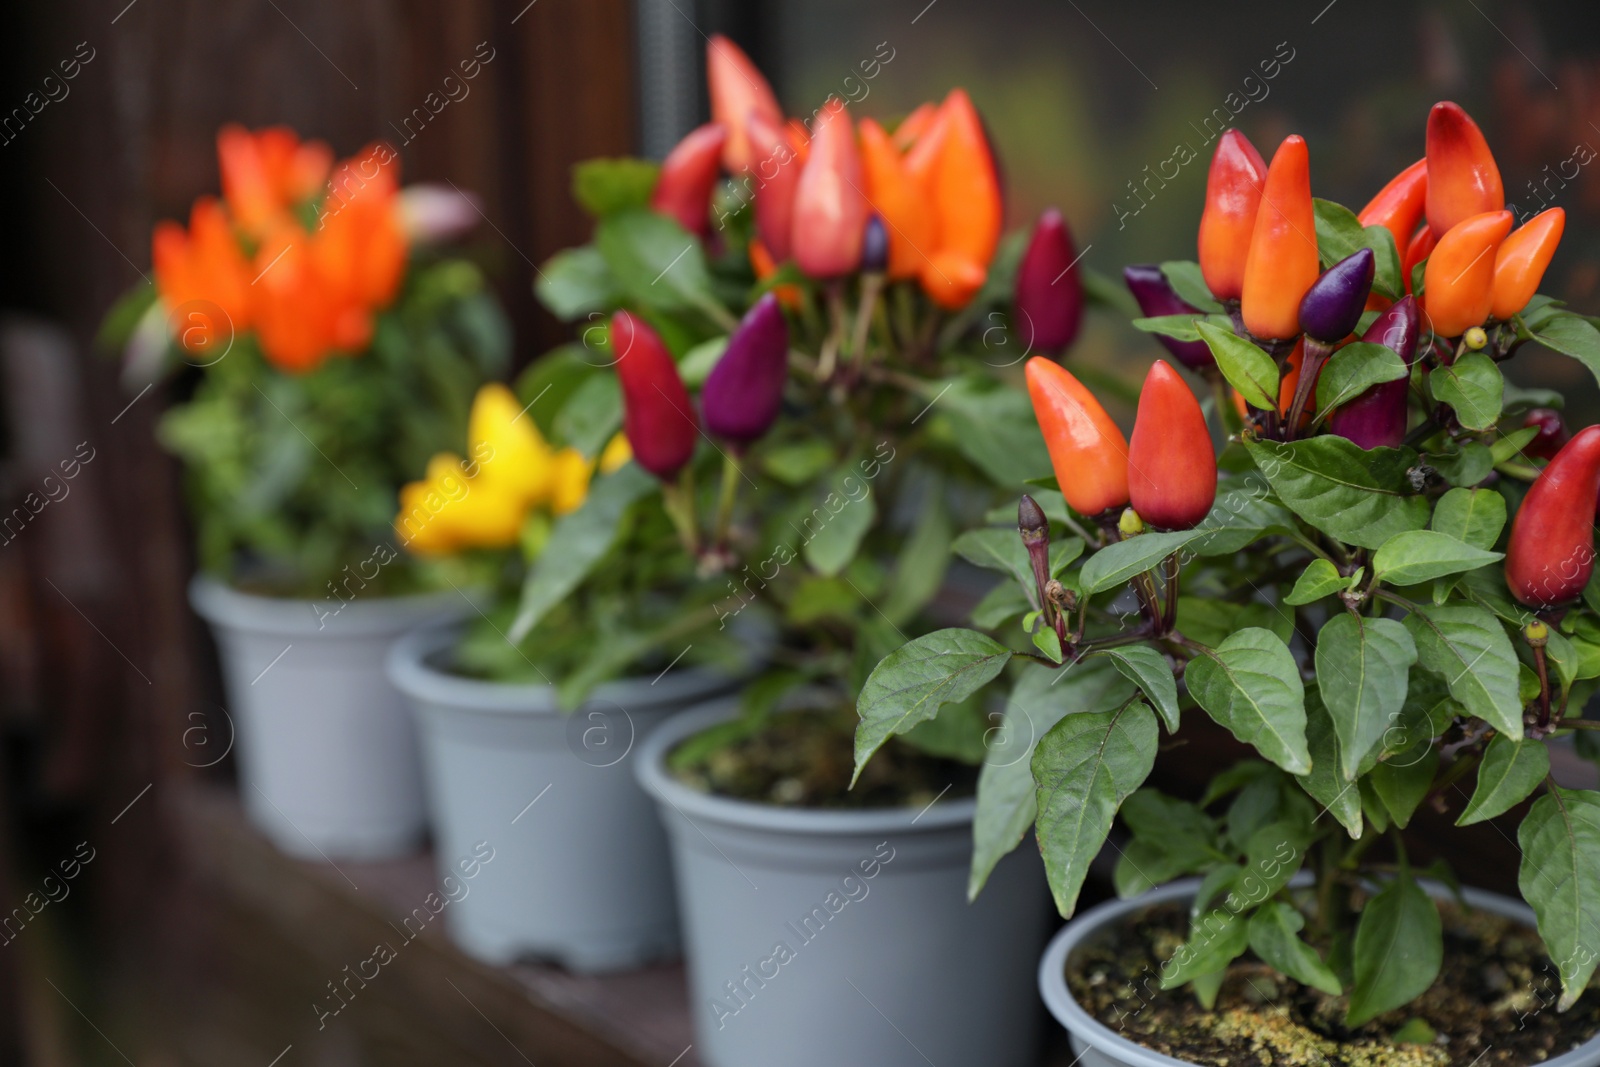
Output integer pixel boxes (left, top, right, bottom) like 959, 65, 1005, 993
849, 273, 885, 371
1161, 552, 1181, 633
662, 467, 701, 558
712, 451, 741, 550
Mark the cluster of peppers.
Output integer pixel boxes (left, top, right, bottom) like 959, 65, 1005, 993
1024, 100, 1587, 656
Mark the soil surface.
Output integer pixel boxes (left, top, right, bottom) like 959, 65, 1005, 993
1066, 900, 1600, 1066
668, 707, 977, 810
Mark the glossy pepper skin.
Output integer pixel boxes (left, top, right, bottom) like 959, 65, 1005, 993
858, 117, 935, 280
1358, 159, 1428, 250
1123, 265, 1214, 371
1402, 225, 1438, 294
1425, 102, 1505, 236
1128, 360, 1216, 531
921, 88, 1003, 310
701, 294, 789, 446
1024, 356, 1129, 518
1013, 208, 1084, 356
1491, 207, 1565, 321
791, 99, 868, 279
706, 35, 783, 174
1198, 129, 1269, 303
1422, 209, 1513, 337
1505, 425, 1600, 609
1299, 248, 1375, 344
1522, 408, 1570, 461
1241, 135, 1320, 341
1327, 296, 1421, 449
609, 311, 698, 480
650, 123, 727, 239
745, 111, 801, 262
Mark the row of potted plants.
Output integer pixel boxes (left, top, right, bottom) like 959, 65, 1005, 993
105, 36, 1600, 1067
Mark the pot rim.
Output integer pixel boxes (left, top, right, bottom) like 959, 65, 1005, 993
189, 573, 468, 637
1038, 876, 1600, 1067
386, 624, 737, 716
633, 699, 977, 836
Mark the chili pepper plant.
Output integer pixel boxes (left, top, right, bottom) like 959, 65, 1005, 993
481, 38, 1118, 739
102, 125, 508, 596
855, 100, 1600, 1026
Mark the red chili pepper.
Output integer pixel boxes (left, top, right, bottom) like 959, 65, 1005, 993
1358, 158, 1428, 251
859, 117, 935, 281
1506, 425, 1600, 608
1198, 129, 1268, 304
1521, 408, 1570, 461
1491, 207, 1565, 321
1421, 210, 1512, 338
1128, 360, 1216, 530
745, 111, 801, 262
1401, 225, 1438, 294
1241, 135, 1319, 341
1013, 208, 1085, 356
790, 98, 868, 279
706, 35, 784, 174
650, 123, 727, 239
1425, 101, 1504, 236
609, 311, 698, 480
1024, 356, 1129, 518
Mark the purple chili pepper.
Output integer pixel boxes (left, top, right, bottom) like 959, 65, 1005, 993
1299, 248, 1375, 344
1123, 264, 1214, 371
702, 293, 790, 447
1327, 295, 1421, 450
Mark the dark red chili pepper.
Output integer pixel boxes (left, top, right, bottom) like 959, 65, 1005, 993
1521, 408, 1569, 462
1013, 208, 1085, 356
610, 311, 698, 480
1506, 425, 1600, 608
1327, 296, 1421, 450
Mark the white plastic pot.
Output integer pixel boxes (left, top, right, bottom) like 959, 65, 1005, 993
388, 626, 740, 973
1039, 877, 1600, 1067
190, 576, 467, 860
636, 699, 1052, 1067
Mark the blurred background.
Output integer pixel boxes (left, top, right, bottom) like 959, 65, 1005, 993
1, 0, 1599, 1063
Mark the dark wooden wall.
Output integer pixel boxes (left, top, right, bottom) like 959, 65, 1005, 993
0, 1, 636, 1062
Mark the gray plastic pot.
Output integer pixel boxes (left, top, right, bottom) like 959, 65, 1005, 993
190, 575, 468, 860
388, 626, 741, 973
636, 699, 1052, 1067
1040, 877, 1600, 1067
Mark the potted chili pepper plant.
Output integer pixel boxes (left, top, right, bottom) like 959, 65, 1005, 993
857, 102, 1600, 1067
102, 126, 508, 859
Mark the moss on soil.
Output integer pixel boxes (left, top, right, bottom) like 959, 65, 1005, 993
1067, 900, 1600, 1067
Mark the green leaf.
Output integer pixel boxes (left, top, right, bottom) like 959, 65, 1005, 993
1285, 558, 1348, 606
1114, 839, 1186, 898
1246, 437, 1429, 550
507, 464, 657, 642
1531, 313, 1600, 388
1403, 604, 1523, 740
1520, 789, 1600, 1010
1132, 313, 1232, 343
1313, 198, 1368, 267
1033, 701, 1159, 917
952, 528, 1035, 593
853, 629, 1014, 783
1032, 626, 1064, 663
1161, 906, 1250, 988
1297, 693, 1364, 838
571, 157, 660, 218
1316, 614, 1417, 779
1094, 645, 1181, 732
594, 209, 721, 318
1459, 734, 1549, 825
678, 336, 728, 387
1079, 531, 1201, 595
969, 658, 1134, 898
936, 377, 1054, 486
1187, 628, 1311, 774
761, 440, 835, 486
1187, 484, 1298, 556
1081, 266, 1140, 317
1490, 425, 1540, 465
1366, 224, 1404, 301
553, 374, 623, 458
1427, 440, 1495, 488
1429, 488, 1507, 551
1315, 342, 1408, 415
1196, 321, 1278, 411
802, 474, 877, 577
1250, 902, 1343, 996
1368, 744, 1438, 828
1372, 530, 1503, 587
535, 245, 619, 320
1429, 352, 1503, 431
1121, 789, 1221, 870
971, 582, 1031, 629
882, 493, 953, 626
1160, 260, 1224, 312
1347, 868, 1442, 1027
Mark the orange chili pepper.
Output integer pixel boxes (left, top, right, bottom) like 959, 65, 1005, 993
914, 89, 1002, 310
1491, 207, 1565, 321
1425, 101, 1504, 236
1506, 425, 1600, 608
1198, 129, 1268, 303
1422, 210, 1513, 338
1358, 158, 1427, 251
858, 118, 935, 281
152, 197, 256, 347
706, 35, 783, 174
1401, 225, 1437, 294
1024, 356, 1129, 518
1241, 135, 1319, 341
1128, 360, 1216, 531
216, 124, 332, 239
892, 102, 939, 152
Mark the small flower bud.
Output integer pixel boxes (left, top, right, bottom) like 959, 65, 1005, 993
1464, 325, 1488, 350
1118, 508, 1145, 538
